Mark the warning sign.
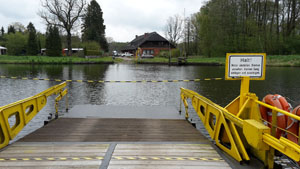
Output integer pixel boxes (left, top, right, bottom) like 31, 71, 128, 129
225, 53, 266, 80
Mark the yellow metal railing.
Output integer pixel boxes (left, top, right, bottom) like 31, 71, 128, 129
0, 82, 68, 149
254, 99, 300, 166
181, 88, 249, 162
181, 80, 300, 168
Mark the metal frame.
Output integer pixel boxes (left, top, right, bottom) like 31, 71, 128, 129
180, 77, 300, 168
0, 82, 68, 149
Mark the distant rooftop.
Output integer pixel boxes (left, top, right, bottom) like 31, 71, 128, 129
0, 46, 7, 50
123, 32, 174, 50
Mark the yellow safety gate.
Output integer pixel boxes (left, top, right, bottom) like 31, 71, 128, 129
181, 77, 300, 168
0, 82, 68, 149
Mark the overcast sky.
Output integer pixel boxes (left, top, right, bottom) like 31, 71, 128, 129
0, 0, 205, 42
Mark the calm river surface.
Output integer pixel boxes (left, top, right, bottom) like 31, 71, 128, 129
1, 63, 300, 141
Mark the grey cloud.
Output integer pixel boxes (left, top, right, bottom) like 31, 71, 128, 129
0, 0, 204, 42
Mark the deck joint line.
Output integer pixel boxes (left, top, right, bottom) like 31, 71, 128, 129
99, 143, 117, 169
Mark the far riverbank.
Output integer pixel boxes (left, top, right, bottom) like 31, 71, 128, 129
1, 55, 300, 66
137, 55, 300, 67
0, 55, 121, 64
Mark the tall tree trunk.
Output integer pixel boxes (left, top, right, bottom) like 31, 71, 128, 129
67, 31, 72, 56
276, 0, 279, 40
290, 0, 296, 35
286, 0, 292, 36
263, 0, 267, 52
187, 21, 190, 56
270, 0, 276, 34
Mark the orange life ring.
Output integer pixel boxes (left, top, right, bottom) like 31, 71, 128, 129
287, 105, 300, 143
260, 94, 287, 138
274, 94, 292, 112
274, 94, 292, 123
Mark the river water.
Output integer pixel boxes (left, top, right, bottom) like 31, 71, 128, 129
1, 63, 300, 141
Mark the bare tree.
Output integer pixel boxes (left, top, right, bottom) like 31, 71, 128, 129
39, 0, 87, 56
10, 22, 26, 33
106, 37, 114, 44
165, 14, 184, 46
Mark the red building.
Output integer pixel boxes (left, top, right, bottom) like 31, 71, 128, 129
121, 32, 175, 57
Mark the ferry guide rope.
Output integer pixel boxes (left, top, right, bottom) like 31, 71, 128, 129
0, 75, 224, 83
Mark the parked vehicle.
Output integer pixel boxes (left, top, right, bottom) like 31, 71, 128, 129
113, 51, 118, 57
121, 52, 133, 57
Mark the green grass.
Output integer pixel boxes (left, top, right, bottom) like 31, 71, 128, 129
186, 56, 225, 64
136, 56, 225, 65
136, 57, 178, 63
266, 55, 300, 66
0, 55, 121, 64
1, 55, 300, 66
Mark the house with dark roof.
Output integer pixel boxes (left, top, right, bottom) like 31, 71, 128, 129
0, 46, 7, 55
121, 32, 175, 57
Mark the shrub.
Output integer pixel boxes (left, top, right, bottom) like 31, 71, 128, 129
73, 51, 85, 57
159, 50, 169, 58
86, 50, 102, 56
171, 48, 180, 58
81, 41, 102, 56
5, 32, 27, 56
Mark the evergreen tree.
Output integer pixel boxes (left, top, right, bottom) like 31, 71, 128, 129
37, 38, 42, 55
82, 0, 108, 52
1, 27, 4, 36
46, 26, 62, 57
7, 25, 15, 34
27, 22, 38, 55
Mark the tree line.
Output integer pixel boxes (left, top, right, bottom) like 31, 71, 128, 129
166, 0, 300, 57
0, 22, 43, 56
0, 0, 108, 57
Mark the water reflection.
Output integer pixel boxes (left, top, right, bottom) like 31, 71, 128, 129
1, 64, 300, 107
1, 63, 300, 140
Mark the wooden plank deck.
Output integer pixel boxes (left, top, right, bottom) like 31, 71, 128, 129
0, 117, 235, 168
108, 144, 230, 169
0, 142, 230, 169
20, 118, 210, 142
0, 142, 108, 169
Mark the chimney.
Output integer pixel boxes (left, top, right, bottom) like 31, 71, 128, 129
135, 35, 138, 39
144, 33, 149, 37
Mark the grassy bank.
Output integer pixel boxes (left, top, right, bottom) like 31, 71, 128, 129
136, 56, 225, 65
1, 55, 300, 66
267, 55, 300, 66
137, 55, 300, 66
0, 55, 122, 64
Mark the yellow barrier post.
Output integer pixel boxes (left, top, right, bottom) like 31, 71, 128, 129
267, 110, 278, 168
299, 123, 300, 145
239, 77, 250, 109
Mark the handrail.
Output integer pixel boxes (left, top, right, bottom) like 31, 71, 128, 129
254, 99, 300, 121
0, 82, 67, 149
181, 88, 244, 127
180, 87, 300, 168
180, 88, 249, 162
